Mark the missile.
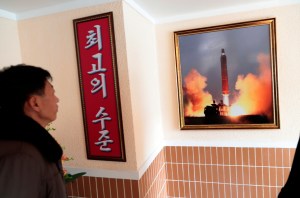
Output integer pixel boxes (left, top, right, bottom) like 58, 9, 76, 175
220, 49, 229, 106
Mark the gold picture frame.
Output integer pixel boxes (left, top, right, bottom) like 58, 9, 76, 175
174, 18, 279, 129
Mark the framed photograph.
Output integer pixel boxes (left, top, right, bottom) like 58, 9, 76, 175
73, 12, 126, 161
174, 18, 279, 129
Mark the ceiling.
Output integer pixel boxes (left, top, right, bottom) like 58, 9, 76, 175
0, 0, 299, 23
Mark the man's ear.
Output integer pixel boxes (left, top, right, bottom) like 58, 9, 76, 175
26, 95, 40, 112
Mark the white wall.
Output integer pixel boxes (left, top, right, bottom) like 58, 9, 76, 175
156, 4, 300, 148
0, 17, 22, 66
123, 2, 164, 170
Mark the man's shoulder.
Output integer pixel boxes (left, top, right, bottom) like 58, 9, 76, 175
0, 140, 44, 161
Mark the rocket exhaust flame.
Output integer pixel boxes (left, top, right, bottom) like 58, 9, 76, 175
229, 53, 273, 118
183, 53, 272, 120
229, 105, 246, 116
183, 69, 213, 117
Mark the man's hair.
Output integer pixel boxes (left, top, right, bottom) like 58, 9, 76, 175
0, 64, 52, 115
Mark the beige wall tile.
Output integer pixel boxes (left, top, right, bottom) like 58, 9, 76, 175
66, 146, 295, 198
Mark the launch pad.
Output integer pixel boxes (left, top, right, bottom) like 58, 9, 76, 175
184, 114, 271, 125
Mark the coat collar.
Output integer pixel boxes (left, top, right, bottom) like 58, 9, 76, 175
0, 113, 63, 163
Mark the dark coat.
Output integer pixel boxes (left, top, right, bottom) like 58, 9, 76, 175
0, 114, 67, 198
278, 137, 300, 198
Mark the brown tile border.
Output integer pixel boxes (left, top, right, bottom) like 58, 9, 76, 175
67, 146, 295, 198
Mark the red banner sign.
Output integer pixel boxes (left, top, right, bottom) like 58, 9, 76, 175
73, 12, 126, 161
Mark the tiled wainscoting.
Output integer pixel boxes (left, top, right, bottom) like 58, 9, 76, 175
165, 146, 294, 198
66, 150, 167, 198
66, 146, 295, 198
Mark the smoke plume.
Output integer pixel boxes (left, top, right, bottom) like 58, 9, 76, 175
231, 53, 273, 119
183, 69, 213, 116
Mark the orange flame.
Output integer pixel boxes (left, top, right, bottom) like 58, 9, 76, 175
183, 53, 273, 119
183, 69, 213, 116
229, 105, 246, 116
229, 53, 273, 119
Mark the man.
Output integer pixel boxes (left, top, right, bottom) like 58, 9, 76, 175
0, 64, 67, 197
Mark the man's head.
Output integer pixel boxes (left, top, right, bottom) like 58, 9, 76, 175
0, 64, 59, 127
